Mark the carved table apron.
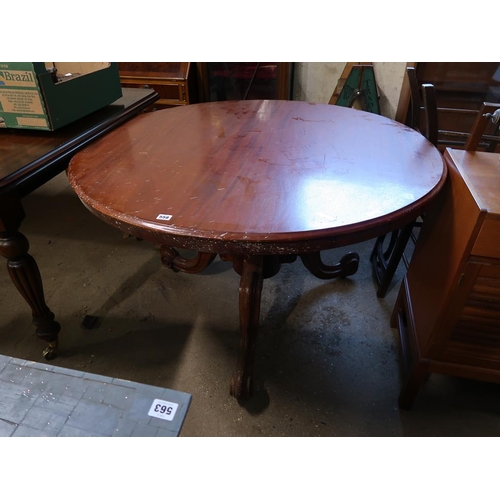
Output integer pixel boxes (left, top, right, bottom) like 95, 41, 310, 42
67, 100, 446, 400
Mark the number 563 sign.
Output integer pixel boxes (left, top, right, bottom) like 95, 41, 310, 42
148, 399, 179, 421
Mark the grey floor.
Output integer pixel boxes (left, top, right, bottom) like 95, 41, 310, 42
1, 172, 500, 437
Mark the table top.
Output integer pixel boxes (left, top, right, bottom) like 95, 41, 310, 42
68, 100, 446, 254
0, 87, 158, 195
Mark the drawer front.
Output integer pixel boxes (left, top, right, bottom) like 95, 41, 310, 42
471, 218, 500, 259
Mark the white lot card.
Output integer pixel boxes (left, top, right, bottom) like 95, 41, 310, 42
148, 398, 179, 421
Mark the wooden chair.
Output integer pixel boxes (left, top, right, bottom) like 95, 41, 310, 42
405, 66, 422, 131
370, 71, 438, 298
405, 68, 500, 150
404, 67, 438, 143
371, 76, 500, 298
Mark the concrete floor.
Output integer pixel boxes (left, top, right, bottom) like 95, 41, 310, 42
1, 172, 500, 437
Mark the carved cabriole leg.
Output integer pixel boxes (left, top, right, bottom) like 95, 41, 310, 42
230, 254, 264, 400
0, 230, 60, 359
160, 246, 217, 273
300, 251, 359, 280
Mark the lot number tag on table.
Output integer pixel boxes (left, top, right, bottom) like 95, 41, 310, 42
148, 399, 178, 421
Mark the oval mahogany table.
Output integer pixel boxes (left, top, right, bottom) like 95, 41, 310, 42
67, 100, 446, 400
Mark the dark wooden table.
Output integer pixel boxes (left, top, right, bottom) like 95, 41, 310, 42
67, 100, 447, 400
0, 87, 159, 359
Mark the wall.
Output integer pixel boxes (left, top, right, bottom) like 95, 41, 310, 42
292, 62, 407, 120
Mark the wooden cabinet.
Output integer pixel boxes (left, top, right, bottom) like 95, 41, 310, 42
118, 63, 293, 109
392, 148, 500, 409
196, 63, 293, 102
118, 63, 198, 109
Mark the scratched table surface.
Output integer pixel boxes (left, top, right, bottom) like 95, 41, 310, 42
67, 100, 446, 253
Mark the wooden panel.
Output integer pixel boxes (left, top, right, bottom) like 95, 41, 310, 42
117, 62, 189, 80
435, 108, 480, 135
395, 62, 416, 124
472, 219, 500, 259
447, 149, 500, 215
404, 151, 482, 354
442, 263, 500, 369
415, 63, 500, 150
118, 63, 195, 108
417, 63, 500, 91
197, 63, 293, 102
393, 147, 500, 407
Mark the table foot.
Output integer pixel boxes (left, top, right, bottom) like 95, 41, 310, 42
300, 251, 359, 280
230, 254, 264, 401
229, 372, 252, 400
0, 229, 60, 352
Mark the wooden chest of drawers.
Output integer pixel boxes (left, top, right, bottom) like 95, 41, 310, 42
118, 62, 197, 110
392, 148, 500, 408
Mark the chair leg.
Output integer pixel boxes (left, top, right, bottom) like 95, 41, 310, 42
370, 222, 415, 298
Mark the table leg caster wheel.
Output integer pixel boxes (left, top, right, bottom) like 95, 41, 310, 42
42, 341, 58, 360
230, 373, 252, 400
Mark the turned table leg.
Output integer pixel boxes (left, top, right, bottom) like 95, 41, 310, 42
230, 254, 264, 400
0, 211, 60, 359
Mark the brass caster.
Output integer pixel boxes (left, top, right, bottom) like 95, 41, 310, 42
42, 341, 59, 360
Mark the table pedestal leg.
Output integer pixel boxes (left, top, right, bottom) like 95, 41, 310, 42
230, 254, 264, 400
0, 229, 60, 359
300, 251, 359, 279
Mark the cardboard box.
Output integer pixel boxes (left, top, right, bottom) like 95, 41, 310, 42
0, 62, 122, 130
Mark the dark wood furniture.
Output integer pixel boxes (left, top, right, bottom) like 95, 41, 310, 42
118, 63, 197, 109
392, 148, 500, 409
373, 72, 500, 298
0, 87, 159, 359
67, 100, 446, 401
414, 63, 500, 151
196, 63, 293, 102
